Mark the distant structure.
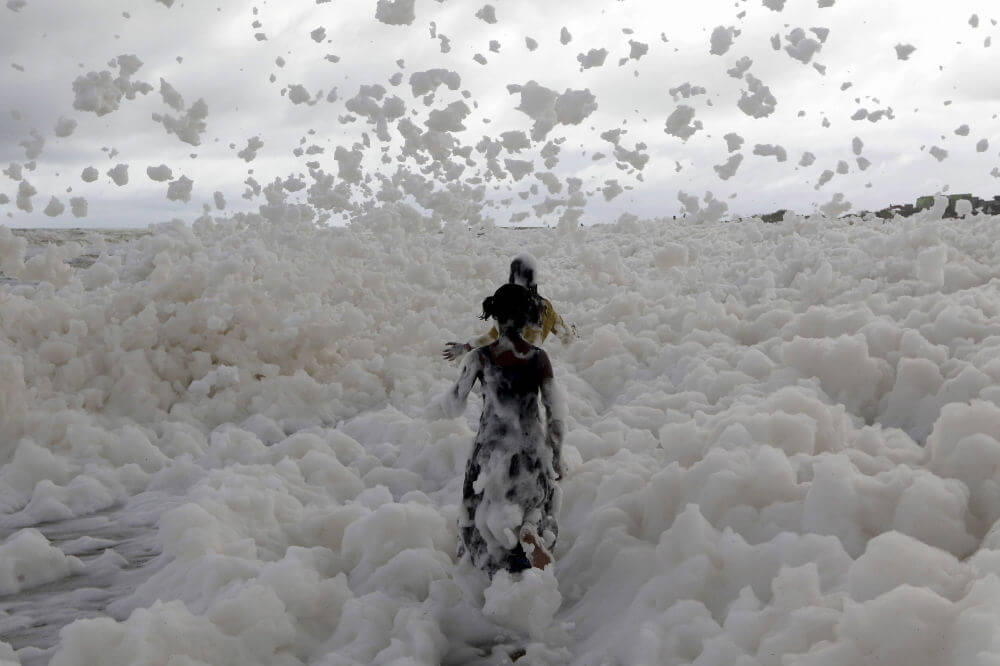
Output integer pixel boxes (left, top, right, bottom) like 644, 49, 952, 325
875, 193, 1000, 219
755, 194, 1000, 223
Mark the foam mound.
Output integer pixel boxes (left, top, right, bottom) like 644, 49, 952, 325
2, 207, 1000, 663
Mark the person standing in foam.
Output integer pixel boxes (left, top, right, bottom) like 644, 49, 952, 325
442, 254, 574, 361
438, 283, 565, 576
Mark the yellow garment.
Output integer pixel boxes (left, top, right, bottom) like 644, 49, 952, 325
471, 297, 570, 347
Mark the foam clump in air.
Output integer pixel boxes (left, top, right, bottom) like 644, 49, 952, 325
72, 71, 125, 116
628, 40, 648, 60
155, 98, 208, 145
819, 191, 851, 216
753, 143, 787, 161
555, 88, 597, 125
409, 69, 460, 98
334, 146, 363, 182
166, 175, 194, 202
20, 130, 44, 159
560, 27, 572, 45
287, 84, 314, 105
500, 130, 530, 153
724, 132, 744, 152
895, 43, 916, 60
727, 55, 753, 78
3, 162, 22, 181
668, 82, 706, 101
474, 4, 496, 23
738, 74, 777, 117
710, 26, 737, 55
815, 169, 834, 189
158, 78, 184, 112
510, 81, 597, 140
601, 179, 623, 200
81, 166, 98, 182
425, 100, 470, 131
784, 27, 822, 63
504, 159, 533, 180
929, 146, 948, 161
678, 189, 727, 222
72, 55, 151, 117
43, 196, 65, 217
576, 48, 608, 70
54, 116, 77, 137
375, 0, 415, 25
713, 153, 743, 179
146, 164, 173, 181
69, 196, 87, 217
664, 105, 702, 140
238, 136, 264, 162
107, 163, 129, 186
16, 179, 36, 211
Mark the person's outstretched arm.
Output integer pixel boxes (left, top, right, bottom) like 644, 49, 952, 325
437, 349, 483, 418
442, 326, 499, 360
538, 351, 565, 478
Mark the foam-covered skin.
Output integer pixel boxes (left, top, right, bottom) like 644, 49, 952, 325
1, 207, 1000, 664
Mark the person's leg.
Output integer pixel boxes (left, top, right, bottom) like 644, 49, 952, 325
505, 546, 532, 573
518, 524, 552, 569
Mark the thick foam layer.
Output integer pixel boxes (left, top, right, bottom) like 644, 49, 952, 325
2, 210, 1000, 663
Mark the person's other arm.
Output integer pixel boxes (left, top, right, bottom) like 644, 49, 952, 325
434, 350, 483, 417
538, 351, 565, 478
540, 299, 575, 345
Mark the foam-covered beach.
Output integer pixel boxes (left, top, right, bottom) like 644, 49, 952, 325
3, 206, 1000, 664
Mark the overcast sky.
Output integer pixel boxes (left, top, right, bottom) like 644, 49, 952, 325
1, 0, 998, 228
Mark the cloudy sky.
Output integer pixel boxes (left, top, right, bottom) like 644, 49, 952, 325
1, 0, 998, 228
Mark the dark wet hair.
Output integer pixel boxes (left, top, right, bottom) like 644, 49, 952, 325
480, 283, 542, 330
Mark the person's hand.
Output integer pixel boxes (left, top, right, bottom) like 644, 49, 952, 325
442, 342, 470, 361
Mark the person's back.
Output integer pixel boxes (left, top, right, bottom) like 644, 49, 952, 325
476, 343, 546, 451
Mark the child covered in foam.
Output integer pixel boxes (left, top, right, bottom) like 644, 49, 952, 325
435, 283, 565, 577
